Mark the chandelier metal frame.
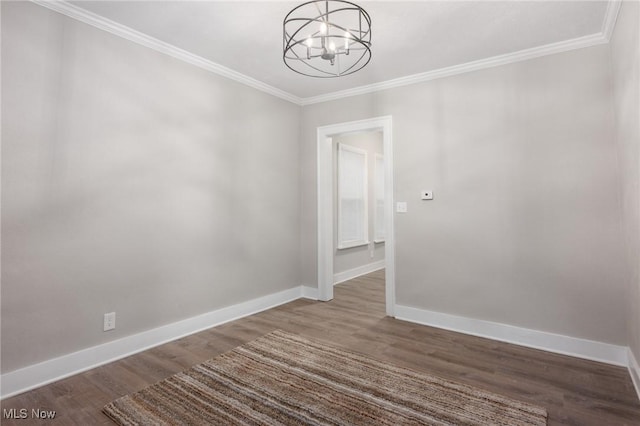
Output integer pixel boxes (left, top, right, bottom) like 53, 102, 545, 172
283, 0, 372, 78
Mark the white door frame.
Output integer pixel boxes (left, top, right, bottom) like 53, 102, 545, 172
317, 116, 395, 316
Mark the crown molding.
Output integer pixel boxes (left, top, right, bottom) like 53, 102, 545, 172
30, 0, 303, 105
601, 0, 622, 41
301, 0, 621, 105
31, 0, 621, 107
300, 31, 609, 105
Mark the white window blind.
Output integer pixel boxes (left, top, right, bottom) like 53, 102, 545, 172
338, 144, 368, 249
374, 153, 385, 242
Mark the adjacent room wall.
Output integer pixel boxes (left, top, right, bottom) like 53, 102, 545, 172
1, 2, 301, 373
300, 44, 627, 345
610, 1, 640, 362
333, 131, 385, 278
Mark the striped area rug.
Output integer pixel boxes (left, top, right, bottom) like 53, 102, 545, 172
103, 330, 547, 425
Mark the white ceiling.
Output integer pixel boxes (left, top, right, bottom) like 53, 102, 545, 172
67, 1, 612, 101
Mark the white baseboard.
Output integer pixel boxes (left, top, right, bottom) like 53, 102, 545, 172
394, 305, 628, 367
300, 286, 319, 300
3, 290, 635, 401
333, 260, 385, 285
629, 348, 640, 402
0, 286, 307, 399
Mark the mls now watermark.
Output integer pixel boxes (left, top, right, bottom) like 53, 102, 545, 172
3, 408, 57, 420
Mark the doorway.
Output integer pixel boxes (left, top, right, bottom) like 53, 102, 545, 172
316, 116, 395, 316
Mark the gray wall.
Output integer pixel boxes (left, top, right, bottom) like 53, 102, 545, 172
300, 44, 627, 345
333, 131, 385, 275
610, 1, 640, 360
2, 0, 636, 377
1, 2, 301, 373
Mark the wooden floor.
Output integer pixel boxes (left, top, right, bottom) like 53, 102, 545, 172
2, 270, 639, 425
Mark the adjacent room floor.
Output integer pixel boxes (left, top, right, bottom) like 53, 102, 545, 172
2, 270, 639, 425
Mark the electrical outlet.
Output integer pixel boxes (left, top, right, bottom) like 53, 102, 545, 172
104, 312, 116, 331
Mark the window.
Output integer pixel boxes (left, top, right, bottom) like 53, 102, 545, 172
374, 153, 385, 242
337, 143, 368, 249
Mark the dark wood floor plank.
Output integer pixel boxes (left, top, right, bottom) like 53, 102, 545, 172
2, 269, 639, 425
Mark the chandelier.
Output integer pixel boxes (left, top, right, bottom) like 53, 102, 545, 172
283, 0, 372, 78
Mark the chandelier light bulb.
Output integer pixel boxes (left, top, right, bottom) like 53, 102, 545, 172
320, 22, 327, 34
305, 36, 313, 59
344, 31, 350, 49
329, 41, 336, 52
